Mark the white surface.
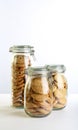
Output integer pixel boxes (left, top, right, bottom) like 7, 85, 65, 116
0, 0, 78, 93
0, 94, 78, 130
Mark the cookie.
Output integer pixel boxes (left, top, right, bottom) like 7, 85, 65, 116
31, 93, 49, 102
14, 55, 26, 64
58, 97, 67, 105
31, 77, 49, 94
53, 103, 65, 109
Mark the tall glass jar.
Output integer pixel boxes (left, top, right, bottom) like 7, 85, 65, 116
9, 45, 35, 107
46, 65, 68, 110
24, 67, 53, 117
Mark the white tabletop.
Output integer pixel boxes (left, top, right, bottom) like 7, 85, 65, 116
0, 94, 78, 130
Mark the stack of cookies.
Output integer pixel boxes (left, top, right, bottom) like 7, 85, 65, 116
25, 76, 53, 117
51, 73, 68, 109
12, 55, 30, 107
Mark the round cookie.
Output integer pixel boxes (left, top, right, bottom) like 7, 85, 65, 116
31, 77, 49, 94
14, 55, 26, 64
12, 79, 25, 86
53, 102, 65, 109
31, 93, 48, 102
54, 89, 64, 99
30, 77, 43, 94
58, 97, 67, 105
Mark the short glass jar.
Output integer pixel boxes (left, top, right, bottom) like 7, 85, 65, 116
9, 45, 35, 107
46, 65, 68, 110
24, 66, 53, 117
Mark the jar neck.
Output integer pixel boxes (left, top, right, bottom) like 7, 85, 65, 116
26, 67, 49, 77
46, 65, 66, 73
12, 52, 31, 57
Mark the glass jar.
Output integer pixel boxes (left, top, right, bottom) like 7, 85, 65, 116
24, 67, 53, 117
9, 45, 35, 107
46, 65, 68, 110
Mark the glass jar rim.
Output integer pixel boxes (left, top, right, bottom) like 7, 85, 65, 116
45, 64, 66, 73
9, 45, 34, 53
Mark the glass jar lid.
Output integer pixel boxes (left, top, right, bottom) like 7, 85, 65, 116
45, 65, 66, 73
9, 45, 34, 53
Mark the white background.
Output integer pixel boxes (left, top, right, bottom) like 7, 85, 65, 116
0, 0, 78, 93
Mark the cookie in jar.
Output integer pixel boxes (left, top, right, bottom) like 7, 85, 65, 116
46, 65, 68, 110
24, 66, 53, 117
9, 45, 35, 107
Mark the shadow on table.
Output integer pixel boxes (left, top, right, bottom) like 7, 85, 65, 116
0, 106, 29, 118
